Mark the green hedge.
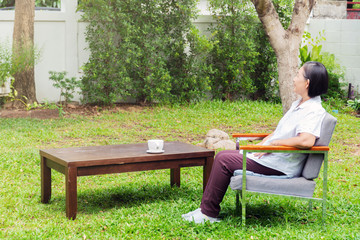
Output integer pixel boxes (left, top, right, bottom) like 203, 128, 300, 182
79, 0, 211, 105
79, 0, 296, 105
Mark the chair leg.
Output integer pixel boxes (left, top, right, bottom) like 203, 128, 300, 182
242, 190, 246, 225
322, 199, 326, 224
235, 191, 246, 225
235, 191, 240, 214
322, 151, 328, 224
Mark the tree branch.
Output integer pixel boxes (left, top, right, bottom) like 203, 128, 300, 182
250, 0, 287, 52
288, 0, 315, 38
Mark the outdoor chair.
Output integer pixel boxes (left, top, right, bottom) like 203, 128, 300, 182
230, 112, 337, 225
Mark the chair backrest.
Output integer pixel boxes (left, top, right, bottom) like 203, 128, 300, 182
301, 112, 337, 180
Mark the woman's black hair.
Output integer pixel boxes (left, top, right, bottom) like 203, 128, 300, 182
302, 61, 329, 98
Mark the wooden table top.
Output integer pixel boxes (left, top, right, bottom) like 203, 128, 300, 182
40, 141, 214, 167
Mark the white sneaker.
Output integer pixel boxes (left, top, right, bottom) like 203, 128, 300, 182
182, 208, 221, 224
181, 208, 201, 220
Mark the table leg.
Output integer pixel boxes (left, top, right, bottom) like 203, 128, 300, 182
41, 156, 51, 203
170, 168, 180, 187
66, 166, 77, 220
203, 156, 214, 192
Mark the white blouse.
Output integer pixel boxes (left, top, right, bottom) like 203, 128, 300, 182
248, 96, 326, 177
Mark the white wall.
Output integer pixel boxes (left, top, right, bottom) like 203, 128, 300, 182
306, 19, 360, 94
1, 0, 359, 102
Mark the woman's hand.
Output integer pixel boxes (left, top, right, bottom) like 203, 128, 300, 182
257, 133, 274, 145
253, 133, 274, 158
270, 140, 282, 146
253, 152, 268, 158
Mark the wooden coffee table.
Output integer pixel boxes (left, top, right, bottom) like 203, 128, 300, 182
40, 141, 214, 219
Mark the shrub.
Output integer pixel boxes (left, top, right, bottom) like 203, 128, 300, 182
347, 98, 360, 112
0, 42, 12, 86
0, 41, 40, 87
207, 0, 292, 102
207, 0, 258, 100
79, 0, 211, 105
248, 23, 280, 102
49, 71, 80, 104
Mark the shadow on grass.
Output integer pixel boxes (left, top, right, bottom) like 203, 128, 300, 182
221, 198, 323, 227
47, 183, 201, 216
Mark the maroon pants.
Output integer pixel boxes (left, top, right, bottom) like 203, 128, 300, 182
200, 150, 284, 218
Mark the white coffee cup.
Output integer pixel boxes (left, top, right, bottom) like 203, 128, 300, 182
148, 139, 164, 152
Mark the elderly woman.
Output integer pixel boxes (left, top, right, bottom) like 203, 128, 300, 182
182, 61, 329, 223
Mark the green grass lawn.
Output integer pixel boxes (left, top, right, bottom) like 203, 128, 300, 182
0, 100, 359, 239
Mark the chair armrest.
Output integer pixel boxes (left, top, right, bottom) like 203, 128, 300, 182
232, 133, 270, 138
232, 133, 271, 150
239, 145, 329, 152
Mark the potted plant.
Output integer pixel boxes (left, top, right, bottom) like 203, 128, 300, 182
353, 0, 360, 9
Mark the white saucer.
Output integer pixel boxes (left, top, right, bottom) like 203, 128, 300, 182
146, 150, 165, 154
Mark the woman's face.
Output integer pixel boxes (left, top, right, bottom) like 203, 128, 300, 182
293, 66, 309, 97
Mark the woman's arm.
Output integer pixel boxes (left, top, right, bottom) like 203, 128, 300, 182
270, 132, 316, 149
254, 132, 316, 158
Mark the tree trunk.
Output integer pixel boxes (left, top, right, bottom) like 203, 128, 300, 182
276, 37, 301, 113
251, 0, 315, 113
12, 0, 37, 107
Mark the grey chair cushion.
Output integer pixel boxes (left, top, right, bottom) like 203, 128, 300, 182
302, 112, 337, 180
230, 175, 316, 198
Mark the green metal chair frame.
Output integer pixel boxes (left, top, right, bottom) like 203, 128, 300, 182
231, 139, 330, 225
231, 112, 337, 225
